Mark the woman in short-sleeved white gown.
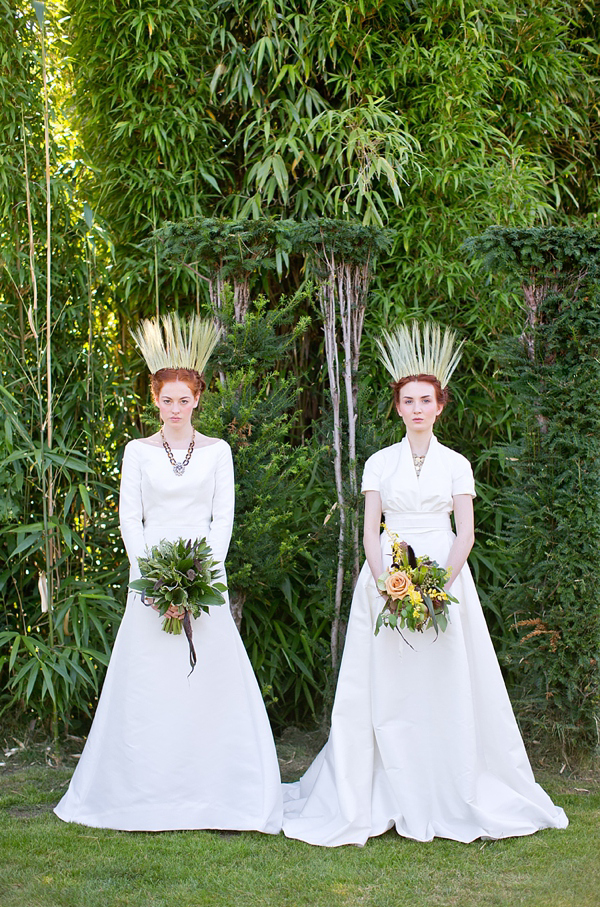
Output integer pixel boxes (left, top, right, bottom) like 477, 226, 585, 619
55, 439, 282, 832
282, 435, 568, 845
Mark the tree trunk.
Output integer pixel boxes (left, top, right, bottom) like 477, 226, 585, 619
229, 588, 246, 631
337, 259, 370, 588
319, 274, 346, 673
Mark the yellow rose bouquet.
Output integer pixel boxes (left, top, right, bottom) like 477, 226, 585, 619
374, 528, 458, 641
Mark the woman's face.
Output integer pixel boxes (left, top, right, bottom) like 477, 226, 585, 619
396, 380, 443, 433
153, 380, 199, 429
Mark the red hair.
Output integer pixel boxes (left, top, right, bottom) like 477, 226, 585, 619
151, 368, 206, 399
391, 374, 449, 408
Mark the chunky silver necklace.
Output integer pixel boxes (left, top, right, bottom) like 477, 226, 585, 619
161, 428, 195, 476
412, 453, 426, 478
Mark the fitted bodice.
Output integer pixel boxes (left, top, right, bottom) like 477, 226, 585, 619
361, 435, 476, 523
119, 438, 235, 576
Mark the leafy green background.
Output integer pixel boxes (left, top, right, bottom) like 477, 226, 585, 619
1, 0, 600, 745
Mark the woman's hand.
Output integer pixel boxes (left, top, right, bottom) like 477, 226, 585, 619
153, 603, 184, 621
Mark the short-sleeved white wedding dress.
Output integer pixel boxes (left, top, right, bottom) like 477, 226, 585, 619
55, 439, 282, 832
282, 436, 567, 846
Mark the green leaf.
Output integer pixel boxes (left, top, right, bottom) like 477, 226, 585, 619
32, 1, 45, 29
78, 483, 92, 517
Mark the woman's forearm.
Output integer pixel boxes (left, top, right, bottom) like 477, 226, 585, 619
444, 533, 474, 589
445, 494, 475, 589
363, 531, 383, 585
363, 490, 384, 585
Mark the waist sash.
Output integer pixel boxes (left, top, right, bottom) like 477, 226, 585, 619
384, 512, 451, 533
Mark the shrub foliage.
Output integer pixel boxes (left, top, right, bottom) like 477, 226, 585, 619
468, 228, 600, 748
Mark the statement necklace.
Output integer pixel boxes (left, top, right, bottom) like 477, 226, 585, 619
412, 453, 426, 478
161, 428, 195, 476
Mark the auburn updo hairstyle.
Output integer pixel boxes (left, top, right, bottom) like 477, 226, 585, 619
151, 368, 206, 400
391, 373, 449, 409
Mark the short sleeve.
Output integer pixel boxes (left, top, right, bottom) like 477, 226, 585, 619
451, 454, 476, 498
361, 450, 385, 494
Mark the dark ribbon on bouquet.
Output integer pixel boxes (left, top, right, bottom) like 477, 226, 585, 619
183, 610, 197, 675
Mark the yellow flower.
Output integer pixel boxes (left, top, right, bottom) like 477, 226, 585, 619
407, 587, 423, 606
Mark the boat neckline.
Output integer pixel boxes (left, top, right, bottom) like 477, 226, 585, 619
133, 438, 222, 451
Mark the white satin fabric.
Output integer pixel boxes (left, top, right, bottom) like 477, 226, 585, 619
282, 436, 568, 846
55, 439, 282, 833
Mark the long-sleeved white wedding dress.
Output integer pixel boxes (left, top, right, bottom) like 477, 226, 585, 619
282, 435, 568, 846
55, 438, 282, 832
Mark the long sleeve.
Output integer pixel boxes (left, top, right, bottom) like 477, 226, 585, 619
206, 441, 235, 569
119, 442, 147, 572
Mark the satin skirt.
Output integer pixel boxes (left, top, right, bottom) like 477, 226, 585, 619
282, 518, 568, 846
54, 528, 282, 832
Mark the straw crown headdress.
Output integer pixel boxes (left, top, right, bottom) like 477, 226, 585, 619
376, 321, 464, 389
131, 314, 219, 375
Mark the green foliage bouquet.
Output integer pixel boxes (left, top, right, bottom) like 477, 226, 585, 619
375, 529, 457, 643
130, 538, 227, 672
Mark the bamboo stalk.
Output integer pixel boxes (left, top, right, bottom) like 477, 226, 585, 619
34, 2, 58, 746
13, 216, 26, 358
153, 198, 160, 319
83, 238, 94, 578
22, 113, 37, 315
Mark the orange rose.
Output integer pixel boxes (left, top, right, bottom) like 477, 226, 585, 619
384, 570, 412, 601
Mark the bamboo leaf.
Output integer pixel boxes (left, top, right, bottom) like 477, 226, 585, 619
39, 661, 57, 704
78, 483, 92, 517
32, 1, 45, 29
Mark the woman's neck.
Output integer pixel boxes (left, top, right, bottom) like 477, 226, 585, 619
161, 423, 195, 447
405, 429, 433, 458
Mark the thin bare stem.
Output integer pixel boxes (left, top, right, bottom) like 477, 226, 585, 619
153, 198, 160, 319
319, 260, 346, 673
22, 114, 38, 315
34, 5, 58, 745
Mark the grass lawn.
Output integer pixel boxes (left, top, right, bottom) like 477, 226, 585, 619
1, 734, 598, 907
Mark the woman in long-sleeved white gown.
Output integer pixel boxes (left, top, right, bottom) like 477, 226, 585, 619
55, 318, 282, 832
282, 324, 568, 846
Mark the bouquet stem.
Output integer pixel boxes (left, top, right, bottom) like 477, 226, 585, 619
130, 537, 227, 673
162, 616, 184, 635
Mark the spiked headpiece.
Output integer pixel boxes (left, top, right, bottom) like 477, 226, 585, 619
376, 321, 464, 389
131, 314, 219, 376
